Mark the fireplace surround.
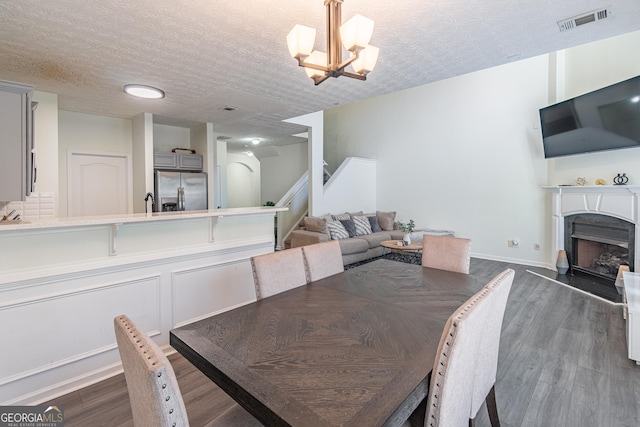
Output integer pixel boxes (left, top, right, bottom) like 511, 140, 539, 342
546, 185, 640, 283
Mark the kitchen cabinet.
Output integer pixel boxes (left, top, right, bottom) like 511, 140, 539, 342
177, 153, 203, 170
0, 80, 34, 201
153, 152, 178, 169
154, 152, 203, 171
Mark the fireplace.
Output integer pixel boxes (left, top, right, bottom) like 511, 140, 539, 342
564, 214, 634, 282
545, 185, 640, 301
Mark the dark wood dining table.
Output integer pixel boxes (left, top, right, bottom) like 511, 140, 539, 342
170, 259, 486, 427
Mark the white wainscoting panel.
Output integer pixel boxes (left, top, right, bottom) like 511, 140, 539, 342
0, 275, 161, 404
171, 259, 256, 327
0, 275, 160, 383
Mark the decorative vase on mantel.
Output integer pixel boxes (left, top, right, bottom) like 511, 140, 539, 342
556, 250, 569, 275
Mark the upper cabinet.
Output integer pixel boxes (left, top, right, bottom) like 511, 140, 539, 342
0, 80, 34, 202
153, 152, 178, 169
154, 152, 203, 171
177, 153, 203, 170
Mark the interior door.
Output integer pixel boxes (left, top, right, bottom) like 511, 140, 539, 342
68, 151, 130, 216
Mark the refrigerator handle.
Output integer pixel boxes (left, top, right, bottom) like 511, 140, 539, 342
177, 187, 185, 210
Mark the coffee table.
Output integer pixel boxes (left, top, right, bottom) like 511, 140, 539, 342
381, 239, 423, 252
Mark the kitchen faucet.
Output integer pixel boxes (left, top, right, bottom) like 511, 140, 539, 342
144, 192, 155, 213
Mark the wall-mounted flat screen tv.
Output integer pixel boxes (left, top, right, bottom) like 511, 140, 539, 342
539, 75, 640, 158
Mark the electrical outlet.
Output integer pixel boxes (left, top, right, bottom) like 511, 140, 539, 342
508, 239, 519, 248
533, 243, 541, 251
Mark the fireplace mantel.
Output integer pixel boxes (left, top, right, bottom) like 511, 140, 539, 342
544, 185, 640, 271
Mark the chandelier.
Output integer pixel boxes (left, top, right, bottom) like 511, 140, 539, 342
286, 0, 379, 85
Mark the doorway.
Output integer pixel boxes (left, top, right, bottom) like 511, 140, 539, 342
227, 161, 260, 208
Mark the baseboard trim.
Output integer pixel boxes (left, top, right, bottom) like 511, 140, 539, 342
12, 345, 177, 406
470, 252, 552, 270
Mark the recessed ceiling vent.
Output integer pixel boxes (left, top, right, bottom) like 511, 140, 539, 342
221, 106, 238, 112
558, 7, 611, 32
217, 135, 232, 140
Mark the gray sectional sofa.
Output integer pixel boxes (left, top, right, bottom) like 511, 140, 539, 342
290, 211, 405, 265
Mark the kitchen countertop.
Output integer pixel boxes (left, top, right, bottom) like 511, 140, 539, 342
0, 206, 287, 231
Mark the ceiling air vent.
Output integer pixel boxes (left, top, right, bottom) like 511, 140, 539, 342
558, 7, 611, 32
217, 135, 232, 140
221, 106, 238, 112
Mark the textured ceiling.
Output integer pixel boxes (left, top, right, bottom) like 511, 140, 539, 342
1, 0, 639, 152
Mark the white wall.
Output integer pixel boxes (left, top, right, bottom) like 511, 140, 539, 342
153, 123, 190, 152
58, 111, 133, 217
227, 152, 261, 207
260, 142, 308, 204
547, 30, 640, 186
325, 55, 550, 266
132, 113, 154, 213
191, 123, 216, 210
321, 157, 376, 215
324, 30, 640, 268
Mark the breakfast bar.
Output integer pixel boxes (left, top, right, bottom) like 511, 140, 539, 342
0, 207, 285, 405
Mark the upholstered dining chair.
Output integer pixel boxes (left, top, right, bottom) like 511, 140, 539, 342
421, 235, 471, 274
301, 240, 344, 282
421, 268, 515, 427
424, 284, 493, 426
250, 248, 308, 299
114, 315, 262, 427
470, 268, 515, 427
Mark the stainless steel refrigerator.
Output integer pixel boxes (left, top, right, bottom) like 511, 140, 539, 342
154, 171, 207, 212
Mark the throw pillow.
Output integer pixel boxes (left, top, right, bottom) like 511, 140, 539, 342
332, 212, 351, 221
377, 211, 396, 231
327, 220, 349, 240
339, 219, 357, 237
304, 216, 327, 233
353, 215, 373, 236
367, 215, 382, 233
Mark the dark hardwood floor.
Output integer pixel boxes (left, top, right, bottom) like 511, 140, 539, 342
43, 258, 640, 426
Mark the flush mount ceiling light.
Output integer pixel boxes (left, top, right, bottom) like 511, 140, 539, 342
286, 0, 379, 85
252, 138, 261, 145
245, 151, 254, 157
123, 84, 165, 99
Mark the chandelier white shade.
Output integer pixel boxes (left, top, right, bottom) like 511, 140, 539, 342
351, 45, 379, 74
340, 14, 374, 52
286, 25, 316, 59
304, 51, 328, 79
286, 0, 379, 85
